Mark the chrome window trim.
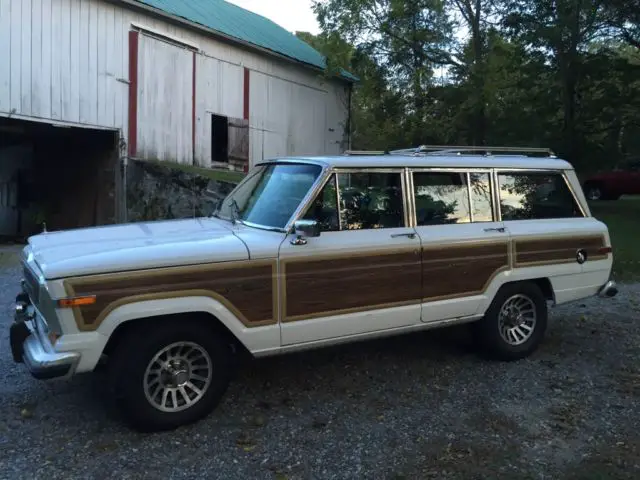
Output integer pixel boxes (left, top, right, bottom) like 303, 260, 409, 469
404, 168, 416, 228
286, 165, 333, 233
493, 169, 587, 221
491, 169, 502, 222
334, 173, 343, 231
467, 170, 497, 223
561, 172, 588, 218
466, 172, 474, 223
214, 160, 328, 234
409, 168, 496, 226
333, 168, 409, 229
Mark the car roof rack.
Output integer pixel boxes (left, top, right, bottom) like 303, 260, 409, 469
343, 150, 390, 156
389, 145, 557, 158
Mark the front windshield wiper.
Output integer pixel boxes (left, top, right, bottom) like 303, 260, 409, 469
230, 198, 242, 225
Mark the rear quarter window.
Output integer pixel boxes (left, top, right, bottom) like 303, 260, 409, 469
498, 172, 584, 220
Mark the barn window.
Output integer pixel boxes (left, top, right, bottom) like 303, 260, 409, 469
211, 114, 229, 164
210, 114, 249, 170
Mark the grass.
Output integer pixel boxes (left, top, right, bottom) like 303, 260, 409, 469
589, 195, 640, 282
146, 159, 246, 184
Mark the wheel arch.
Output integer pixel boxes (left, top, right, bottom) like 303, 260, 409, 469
102, 312, 253, 361
96, 296, 278, 362
483, 277, 556, 312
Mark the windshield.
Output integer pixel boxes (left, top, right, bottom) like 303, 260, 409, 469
216, 163, 323, 230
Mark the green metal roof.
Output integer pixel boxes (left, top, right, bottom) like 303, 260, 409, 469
130, 0, 358, 82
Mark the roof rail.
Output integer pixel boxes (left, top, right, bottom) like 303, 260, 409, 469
343, 150, 389, 156
389, 145, 556, 158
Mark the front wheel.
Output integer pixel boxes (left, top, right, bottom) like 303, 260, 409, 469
474, 282, 548, 361
107, 320, 233, 432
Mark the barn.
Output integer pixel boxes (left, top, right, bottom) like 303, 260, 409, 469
0, 0, 356, 235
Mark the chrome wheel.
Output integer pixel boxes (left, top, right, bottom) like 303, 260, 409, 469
498, 294, 537, 346
587, 187, 602, 201
143, 342, 213, 413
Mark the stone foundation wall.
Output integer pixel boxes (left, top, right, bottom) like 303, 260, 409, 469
125, 159, 239, 222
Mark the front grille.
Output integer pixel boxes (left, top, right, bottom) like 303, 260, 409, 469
23, 263, 40, 305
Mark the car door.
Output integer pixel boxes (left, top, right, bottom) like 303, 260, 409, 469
278, 169, 422, 346
410, 169, 510, 322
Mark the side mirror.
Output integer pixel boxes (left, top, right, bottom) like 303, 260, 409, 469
291, 220, 320, 245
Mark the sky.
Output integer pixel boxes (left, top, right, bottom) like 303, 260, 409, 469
226, 0, 321, 35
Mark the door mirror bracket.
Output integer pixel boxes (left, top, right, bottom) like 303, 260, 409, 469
290, 220, 321, 245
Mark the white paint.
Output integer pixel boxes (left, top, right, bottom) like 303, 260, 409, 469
9, 0, 21, 113
131, 21, 200, 50
137, 33, 193, 163
194, 54, 244, 166
0, 0, 11, 112
26, 217, 249, 279
253, 314, 483, 358
503, 217, 612, 306
0, 0, 349, 166
20, 0, 32, 116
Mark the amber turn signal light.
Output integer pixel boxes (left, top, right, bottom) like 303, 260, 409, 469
57, 295, 97, 308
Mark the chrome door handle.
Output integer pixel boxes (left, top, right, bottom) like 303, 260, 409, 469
484, 227, 506, 233
391, 232, 416, 239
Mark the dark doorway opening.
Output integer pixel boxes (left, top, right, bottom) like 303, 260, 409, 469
0, 116, 118, 238
211, 114, 229, 164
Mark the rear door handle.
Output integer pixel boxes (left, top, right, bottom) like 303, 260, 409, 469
484, 227, 506, 233
391, 232, 417, 239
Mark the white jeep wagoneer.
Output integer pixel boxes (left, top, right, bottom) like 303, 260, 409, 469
10, 145, 618, 431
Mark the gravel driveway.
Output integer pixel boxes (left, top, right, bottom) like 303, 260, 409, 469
1, 246, 639, 480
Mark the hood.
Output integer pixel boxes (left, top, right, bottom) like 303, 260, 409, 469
27, 217, 250, 279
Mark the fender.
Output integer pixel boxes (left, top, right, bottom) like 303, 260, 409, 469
98, 294, 281, 351
59, 295, 281, 373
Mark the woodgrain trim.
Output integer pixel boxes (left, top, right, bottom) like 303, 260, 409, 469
63, 260, 277, 332
514, 234, 608, 267
281, 241, 510, 323
281, 247, 421, 322
421, 241, 510, 301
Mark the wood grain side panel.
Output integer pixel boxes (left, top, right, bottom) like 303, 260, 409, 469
515, 235, 607, 267
64, 261, 275, 331
284, 250, 422, 321
422, 243, 510, 300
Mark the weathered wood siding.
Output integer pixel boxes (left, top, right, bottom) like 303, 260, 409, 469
137, 34, 193, 163
0, 0, 350, 166
194, 54, 244, 167
0, 0, 129, 130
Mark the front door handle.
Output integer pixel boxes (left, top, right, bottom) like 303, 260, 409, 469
391, 232, 416, 239
484, 227, 506, 233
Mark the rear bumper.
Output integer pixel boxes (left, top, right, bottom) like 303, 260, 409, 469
598, 280, 618, 298
10, 299, 79, 380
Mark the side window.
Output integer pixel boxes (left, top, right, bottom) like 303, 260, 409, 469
413, 172, 470, 225
470, 173, 494, 222
498, 172, 584, 220
337, 172, 405, 230
302, 174, 339, 232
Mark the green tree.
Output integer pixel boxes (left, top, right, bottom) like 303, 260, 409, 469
500, 0, 610, 166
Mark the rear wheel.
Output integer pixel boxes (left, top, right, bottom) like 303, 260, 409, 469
585, 183, 620, 201
474, 282, 548, 361
585, 184, 603, 201
107, 319, 233, 432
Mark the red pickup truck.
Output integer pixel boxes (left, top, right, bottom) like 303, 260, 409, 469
583, 160, 640, 201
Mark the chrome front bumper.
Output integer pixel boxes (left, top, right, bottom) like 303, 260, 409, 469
10, 297, 79, 380
598, 280, 619, 298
